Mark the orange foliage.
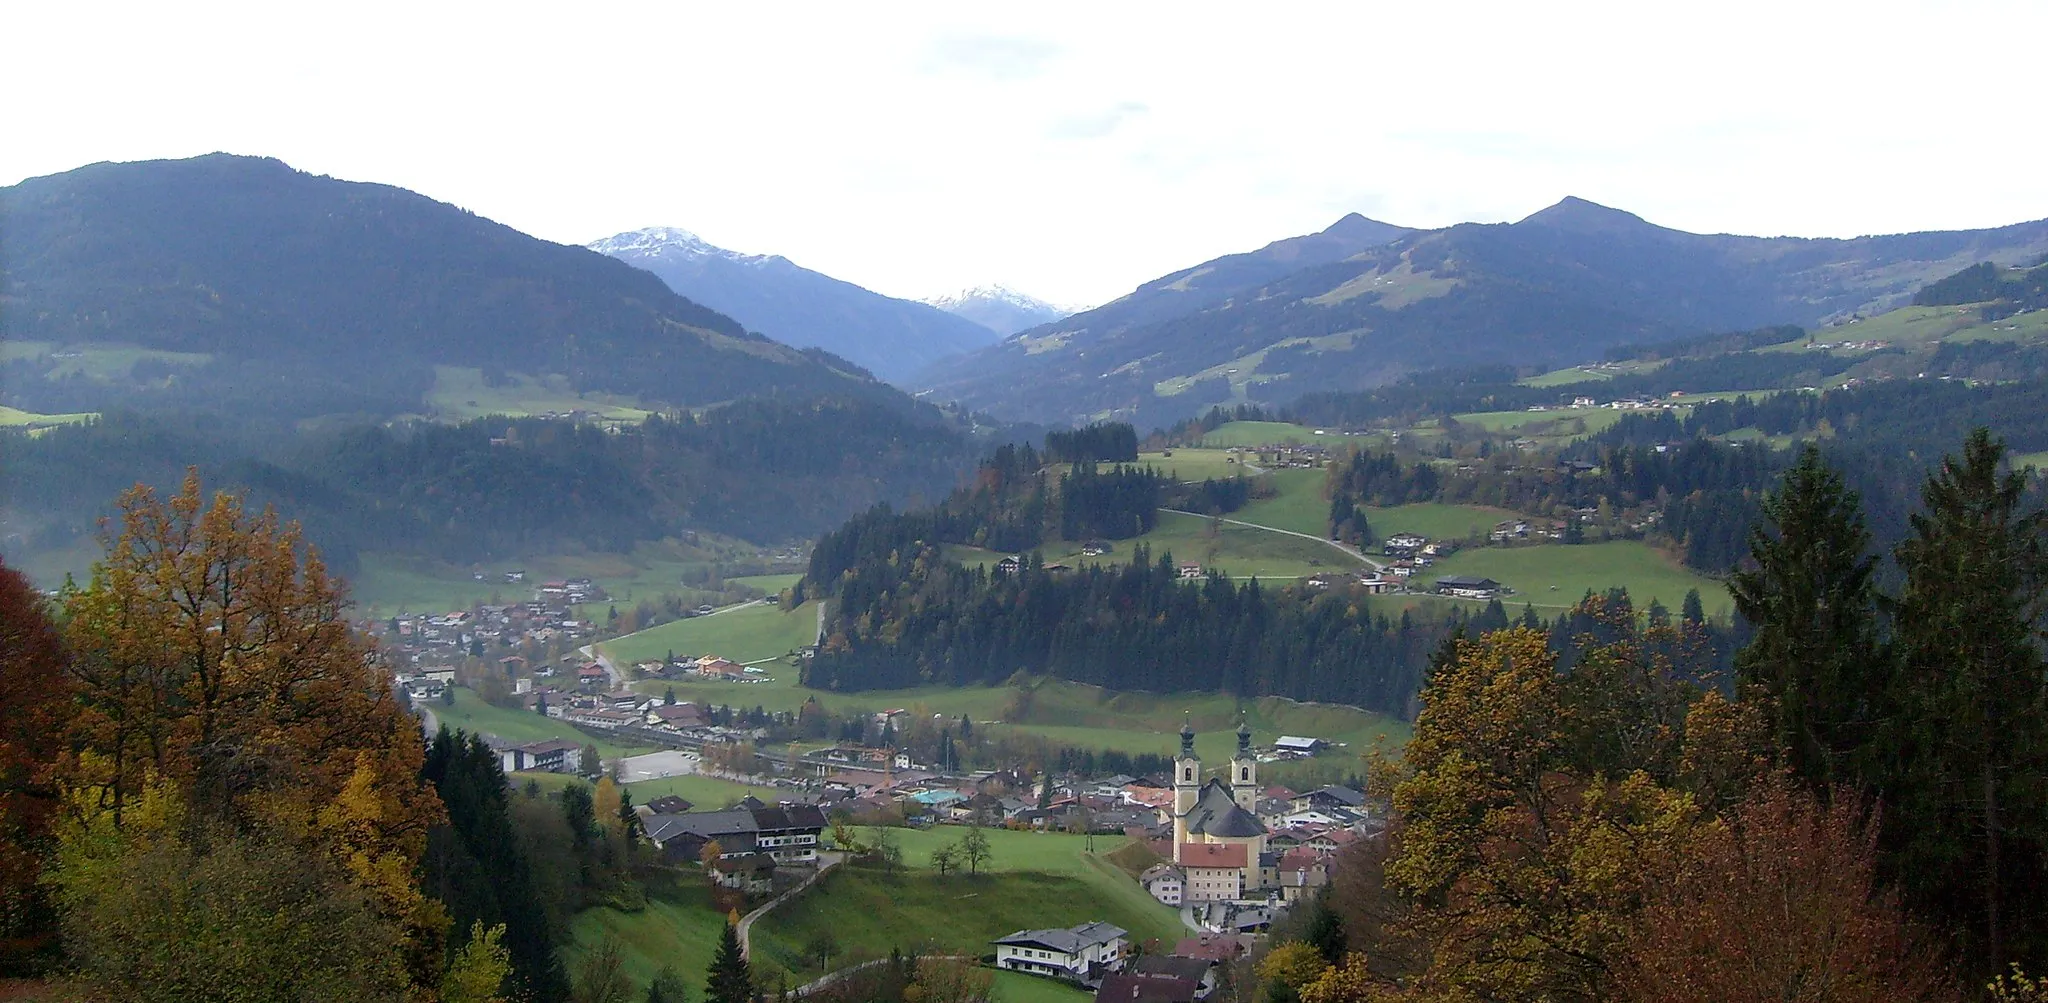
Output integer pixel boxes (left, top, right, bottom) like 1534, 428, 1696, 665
0, 560, 72, 969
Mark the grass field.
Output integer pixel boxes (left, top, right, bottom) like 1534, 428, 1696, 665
2014, 450, 2048, 472
429, 687, 652, 761
1423, 540, 1731, 617
621, 771, 787, 810
421, 365, 655, 423
1365, 503, 1522, 543
990, 970, 1093, 1003
0, 405, 97, 429
0, 340, 214, 381
1199, 420, 1323, 447
569, 882, 727, 992
1138, 448, 1256, 482
602, 599, 819, 666
345, 542, 796, 619
1446, 407, 1626, 438
752, 844, 1183, 982
1229, 468, 1331, 536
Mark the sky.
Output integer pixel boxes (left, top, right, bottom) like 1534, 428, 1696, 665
6, 1, 2047, 308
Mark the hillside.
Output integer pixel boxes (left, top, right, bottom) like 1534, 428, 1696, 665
588, 227, 998, 383
923, 284, 1070, 336
0, 155, 896, 419
920, 199, 2048, 427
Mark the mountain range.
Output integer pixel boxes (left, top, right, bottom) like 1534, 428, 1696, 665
917, 199, 2048, 427
0, 155, 903, 420
922, 285, 1071, 337
588, 227, 998, 382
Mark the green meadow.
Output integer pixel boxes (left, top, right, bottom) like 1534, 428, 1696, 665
1421, 539, 1731, 617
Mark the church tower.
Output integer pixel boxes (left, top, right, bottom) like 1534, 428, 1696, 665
1172, 716, 1199, 861
1231, 717, 1258, 812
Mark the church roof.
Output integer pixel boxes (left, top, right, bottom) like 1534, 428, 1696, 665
1185, 780, 1267, 838
1202, 804, 1265, 838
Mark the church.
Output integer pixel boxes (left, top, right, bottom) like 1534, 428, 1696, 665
1170, 718, 1269, 901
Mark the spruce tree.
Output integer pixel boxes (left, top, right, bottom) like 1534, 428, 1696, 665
705, 921, 752, 1003
1888, 428, 2048, 971
1727, 446, 1882, 791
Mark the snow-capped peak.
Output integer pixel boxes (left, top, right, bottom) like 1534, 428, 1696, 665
586, 226, 775, 267
922, 284, 1069, 313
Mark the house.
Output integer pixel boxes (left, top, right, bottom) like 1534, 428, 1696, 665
1355, 575, 1395, 594
642, 804, 827, 865
1139, 863, 1184, 906
1178, 843, 1248, 902
500, 738, 583, 775
648, 703, 711, 729
1172, 935, 1251, 962
1434, 575, 1506, 599
423, 667, 456, 684
1383, 533, 1428, 557
576, 663, 608, 685
1276, 848, 1329, 903
498, 655, 527, 675
1095, 972, 1200, 1003
693, 656, 745, 679
707, 852, 776, 894
997, 556, 1024, 574
644, 795, 693, 815
993, 921, 1128, 981
1292, 785, 1368, 813
1177, 563, 1204, 580
1272, 736, 1325, 756
1129, 956, 1218, 1000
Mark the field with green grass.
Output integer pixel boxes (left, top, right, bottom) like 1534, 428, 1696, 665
0, 405, 98, 429
346, 542, 796, 619
420, 365, 655, 423
1423, 540, 1730, 617
568, 882, 728, 991
1795, 304, 2048, 349
1365, 503, 1521, 544
1229, 468, 1331, 536
1198, 420, 1323, 447
621, 771, 786, 811
2014, 451, 2048, 472
602, 599, 819, 666
990, 970, 1093, 1003
1446, 407, 1625, 438
1138, 448, 1256, 482
0, 340, 215, 381
752, 838, 1182, 982
428, 687, 652, 760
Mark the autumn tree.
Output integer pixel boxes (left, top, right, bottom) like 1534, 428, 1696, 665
1613, 781, 1960, 1003
58, 473, 446, 988
0, 559, 70, 973
572, 934, 636, 1003
957, 824, 992, 874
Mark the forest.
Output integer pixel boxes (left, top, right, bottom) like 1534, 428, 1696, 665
1256, 433, 2048, 1001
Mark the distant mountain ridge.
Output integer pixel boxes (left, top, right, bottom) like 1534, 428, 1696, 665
922, 285, 1072, 337
0, 154, 900, 419
590, 226, 999, 383
918, 200, 2048, 427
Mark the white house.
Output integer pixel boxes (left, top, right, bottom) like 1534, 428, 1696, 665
1139, 863, 1184, 906
992, 922, 1128, 981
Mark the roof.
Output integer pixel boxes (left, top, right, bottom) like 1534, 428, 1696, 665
1172, 935, 1249, 961
1131, 956, 1214, 982
1177, 843, 1249, 869
1436, 575, 1502, 589
1205, 804, 1265, 838
517, 738, 582, 754
709, 852, 777, 874
993, 921, 1128, 954
1095, 973, 1199, 1003
1274, 736, 1323, 749
1305, 785, 1368, 807
1138, 863, 1183, 885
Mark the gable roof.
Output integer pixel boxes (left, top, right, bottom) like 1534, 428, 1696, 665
1131, 956, 1213, 982
1095, 972, 1199, 1003
1178, 843, 1248, 869
993, 921, 1127, 954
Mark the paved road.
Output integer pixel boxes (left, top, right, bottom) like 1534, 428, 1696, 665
737, 851, 843, 961
1157, 508, 1384, 572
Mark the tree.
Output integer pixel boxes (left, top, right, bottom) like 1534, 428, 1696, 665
0, 560, 70, 973
573, 935, 636, 1003
957, 825, 992, 875
665, 687, 678, 706
646, 965, 690, 1003
1888, 428, 2048, 971
442, 922, 513, 1003
705, 920, 753, 1003
1728, 446, 1884, 791
581, 744, 604, 780
1613, 781, 1961, 1003
1303, 893, 1347, 965
903, 957, 992, 1003
1680, 588, 1705, 627
929, 843, 958, 876
1257, 942, 1330, 993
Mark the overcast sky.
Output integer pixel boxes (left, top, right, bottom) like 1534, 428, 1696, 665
7, 1, 2045, 307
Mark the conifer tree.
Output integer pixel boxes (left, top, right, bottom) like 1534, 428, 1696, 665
705, 921, 752, 1003
1728, 446, 1883, 791
1888, 428, 2048, 971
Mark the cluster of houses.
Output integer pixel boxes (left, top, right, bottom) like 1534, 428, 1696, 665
379, 588, 601, 676
639, 797, 830, 893
990, 921, 1250, 1000
1227, 443, 1331, 469
632, 653, 764, 682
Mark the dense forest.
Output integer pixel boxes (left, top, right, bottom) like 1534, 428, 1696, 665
1, 395, 986, 573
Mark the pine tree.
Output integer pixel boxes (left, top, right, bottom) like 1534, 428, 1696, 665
1727, 446, 1883, 791
1680, 588, 1705, 627
1888, 428, 2048, 972
705, 921, 752, 1003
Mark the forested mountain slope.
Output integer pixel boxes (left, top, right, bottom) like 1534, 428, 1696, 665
0, 155, 898, 419
922, 198, 2048, 427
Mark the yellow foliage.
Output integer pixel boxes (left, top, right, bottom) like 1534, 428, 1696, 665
1299, 954, 1385, 1003
1256, 941, 1330, 990
441, 922, 512, 1003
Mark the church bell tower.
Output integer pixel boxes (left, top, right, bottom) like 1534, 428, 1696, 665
1231, 716, 1258, 812
1172, 715, 1199, 858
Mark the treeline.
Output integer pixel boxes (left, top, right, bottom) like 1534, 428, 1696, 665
1043, 421, 1139, 463
1275, 434, 2048, 1001
1912, 259, 2048, 315
1, 395, 983, 572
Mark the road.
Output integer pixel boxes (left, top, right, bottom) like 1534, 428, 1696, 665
1157, 508, 1384, 572
580, 597, 768, 688
736, 850, 843, 961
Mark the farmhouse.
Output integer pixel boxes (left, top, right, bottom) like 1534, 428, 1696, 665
1139, 862, 1184, 906
992, 921, 1128, 982
641, 803, 827, 865
1433, 575, 1506, 599
1177, 563, 1204, 580
499, 738, 582, 775
1272, 735, 1325, 756
693, 656, 746, 679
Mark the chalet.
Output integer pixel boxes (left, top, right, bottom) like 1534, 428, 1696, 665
575, 663, 608, 686
500, 739, 583, 775
693, 656, 745, 679
1383, 533, 1428, 557
1177, 563, 1204, 580
707, 852, 776, 894
1434, 575, 1506, 599
992, 921, 1128, 982
648, 703, 711, 729
996, 556, 1024, 574
1272, 736, 1325, 756
1292, 785, 1368, 813
641, 803, 827, 866
1081, 540, 1113, 557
